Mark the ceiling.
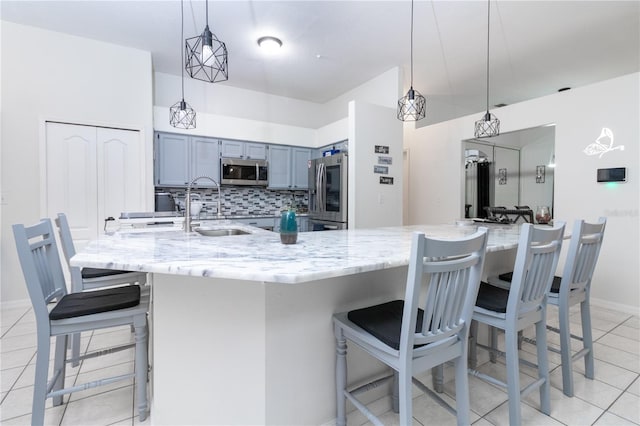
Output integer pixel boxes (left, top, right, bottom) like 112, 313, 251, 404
2, 0, 639, 126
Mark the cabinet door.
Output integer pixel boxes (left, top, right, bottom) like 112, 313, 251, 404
156, 133, 190, 186
245, 143, 267, 160
192, 137, 220, 186
268, 145, 291, 189
291, 148, 311, 189
220, 140, 244, 158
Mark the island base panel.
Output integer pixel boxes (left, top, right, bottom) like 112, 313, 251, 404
150, 268, 407, 425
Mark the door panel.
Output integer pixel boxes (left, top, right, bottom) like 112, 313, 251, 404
98, 127, 144, 223
46, 122, 98, 248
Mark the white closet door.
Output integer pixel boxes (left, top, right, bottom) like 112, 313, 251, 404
46, 122, 98, 249
97, 127, 143, 223
46, 122, 144, 251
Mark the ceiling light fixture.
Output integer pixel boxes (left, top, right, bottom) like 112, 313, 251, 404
257, 36, 283, 52
185, 0, 228, 83
397, 0, 426, 122
474, 0, 500, 138
170, 0, 196, 129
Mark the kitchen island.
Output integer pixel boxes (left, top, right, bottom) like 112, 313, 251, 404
72, 222, 521, 425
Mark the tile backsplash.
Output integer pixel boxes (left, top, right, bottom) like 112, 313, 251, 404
156, 186, 308, 216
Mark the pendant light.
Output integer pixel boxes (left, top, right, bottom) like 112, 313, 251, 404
474, 0, 500, 138
397, 0, 426, 122
170, 0, 196, 129
185, 0, 228, 83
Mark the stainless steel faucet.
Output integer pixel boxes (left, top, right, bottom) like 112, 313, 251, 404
184, 176, 222, 232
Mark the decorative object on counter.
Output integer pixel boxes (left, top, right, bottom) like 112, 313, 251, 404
536, 165, 546, 183
279, 209, 298, 244
170, 0, 196, 129
397, 0, 426, 122
474, 0, 500, 138
185, 0, 228, 84
535, 206, 551, 224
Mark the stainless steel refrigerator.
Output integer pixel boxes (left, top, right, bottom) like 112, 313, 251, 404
308, 153, 348, 230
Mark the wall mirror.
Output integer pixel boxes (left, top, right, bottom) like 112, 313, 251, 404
463, 125, 555, 221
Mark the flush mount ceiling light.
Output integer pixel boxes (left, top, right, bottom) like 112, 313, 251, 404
185, 0, 228, 83
397, 0, 426, 122
257, 36, 283, 52
170, 0, 196, 129
474, 0, 500, 138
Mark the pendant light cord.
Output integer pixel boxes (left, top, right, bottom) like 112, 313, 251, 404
180, 0, 185, 102
410, 0, 414, 88
485, 0, 491, 113
206, 0, 209, 27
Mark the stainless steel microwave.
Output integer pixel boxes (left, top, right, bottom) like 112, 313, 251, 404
220, 158, 268, 186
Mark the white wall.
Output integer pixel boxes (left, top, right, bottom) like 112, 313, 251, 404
348, 101, 403, 229
0, 22, 154, 304
153, 68, 402, 149
406, 73, 640, 312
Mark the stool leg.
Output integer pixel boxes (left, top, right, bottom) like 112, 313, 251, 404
581, 298, 595, 380
504, 326, 522, 425
535, 317, 551, 415
134, 317, 149, 422
558, 297, 574, 397
392, 371, 399, 413
335, 326, 347, 426
32, 333, 51, 426
52, 335, 67, 406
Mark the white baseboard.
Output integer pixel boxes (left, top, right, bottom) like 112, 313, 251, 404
591, 297, 640, 317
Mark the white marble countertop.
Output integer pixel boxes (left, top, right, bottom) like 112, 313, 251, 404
71, 222, 521, 284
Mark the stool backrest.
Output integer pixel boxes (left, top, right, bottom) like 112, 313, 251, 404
13, 219, 69, 324
560, 218, 606, 295
400, 228, 488, 354
508, 222, 565, 317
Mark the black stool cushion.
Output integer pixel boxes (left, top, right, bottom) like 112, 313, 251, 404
475, 282, 509, 313
82, 267, 132, 279
498, 272, 562, 293
50, 285, 141, 320
347, 300, 424, 350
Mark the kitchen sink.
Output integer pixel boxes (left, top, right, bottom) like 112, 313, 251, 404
194, 227, 251, 237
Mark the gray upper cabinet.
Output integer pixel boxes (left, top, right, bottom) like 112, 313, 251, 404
155, 132, 220, 187
268, 145, 311, 190
291, 147, 311, 189
220, 139, 267, 159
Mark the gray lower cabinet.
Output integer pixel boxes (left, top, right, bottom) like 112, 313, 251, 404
155, 133, 220, 187
268, 145, 311, 190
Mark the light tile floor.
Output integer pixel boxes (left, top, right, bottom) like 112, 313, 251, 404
1, 303, 638, 425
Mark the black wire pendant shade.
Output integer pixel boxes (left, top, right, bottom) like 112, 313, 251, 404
397, 0, 426, 122
185, 0, 228, 84
474, 0, 500, 138
170, 0, 196, 129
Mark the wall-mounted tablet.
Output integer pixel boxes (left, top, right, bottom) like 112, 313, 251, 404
597, 167, 626, 183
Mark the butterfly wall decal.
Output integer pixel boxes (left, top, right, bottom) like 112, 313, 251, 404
583, 128, 625, 158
